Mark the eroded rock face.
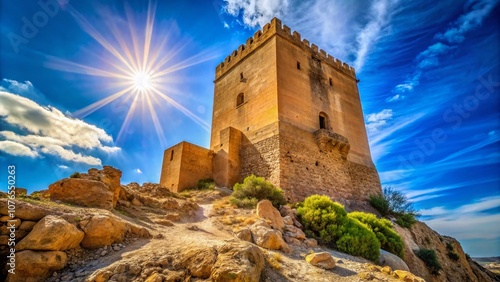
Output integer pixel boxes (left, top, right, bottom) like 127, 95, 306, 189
79, 215, 129, 249
49, 166, 122, 210
174, 245, 218, 278
7, 250, 67, 282
305, 252, 336, 269
0, 199, 49, 220
211, 240, 265, 282
17, 215, 84, 251
256, 200, 285, 231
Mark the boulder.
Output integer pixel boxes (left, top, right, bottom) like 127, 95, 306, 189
79, 215, 129, 249
49, 178, 114, 210
234, 228, 253, 242
17, 215, 84, 251
174, 245, 218, 278
304, 238, 318, 247
250, 225, 290, 253
279, 205, 303, 228
7, 250, 67, 282
211, 240, 265, 282
19, 220, 37, 232
284, 225, 306, 240
393, 270, 425, 282
99, 166, 122, 207
283, 215, 294, 225
0, 199, 49, 220
305, 252, 336, 269
256, 200, 285, 231
379, 249, 410, 271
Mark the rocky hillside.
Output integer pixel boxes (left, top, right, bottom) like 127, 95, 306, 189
1, 167, 498, 282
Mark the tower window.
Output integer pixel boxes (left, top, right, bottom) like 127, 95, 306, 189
319, 112, 330, 129
329, 78, 333, 86
297, 61, 301, 70
240, 72, 244, 80
170, 150, 174, 161
236, 93, 245, 107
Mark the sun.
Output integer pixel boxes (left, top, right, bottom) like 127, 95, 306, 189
132, 71, 152, 92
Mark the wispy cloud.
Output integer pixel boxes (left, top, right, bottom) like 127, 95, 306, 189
422, 196, 500, 240
365, 108, 393, 133
354, 0, 395, 71
0, 80, 120, 165
391, 0, 499, 96
224, 0, 289, 27
223, 0, 396, 71
134, 168, 143, 174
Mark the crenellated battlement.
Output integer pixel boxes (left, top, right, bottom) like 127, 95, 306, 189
215, 18, 356, 80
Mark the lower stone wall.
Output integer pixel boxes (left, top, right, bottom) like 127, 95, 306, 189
239, 134, 281, 187
278, 122, 381, 203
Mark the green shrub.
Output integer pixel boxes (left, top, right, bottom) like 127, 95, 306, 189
297, 195, 380, 261
231, 175, 286, 208
395, 213, 417, 228
445, 242, 459, 261
229, 197, 258, 208
415, 248, 441, 275
70, 172, 81, 178
348, 211, 404, 257
369, 187, 419, 228
192, 178, 216, 190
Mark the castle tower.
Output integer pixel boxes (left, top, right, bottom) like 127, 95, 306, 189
160, 18, 381, 202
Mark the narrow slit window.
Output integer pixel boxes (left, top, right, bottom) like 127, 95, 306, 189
329, 78, 333, 86
170, 150, 174, 161
319, 112, 329, 130
297, 61, 301, 70
240, 72, 244, 81
236, 93, 245, 107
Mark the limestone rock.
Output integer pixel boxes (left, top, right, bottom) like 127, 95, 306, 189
129, 224, 152, 238
256, 200, 285, 231
305, 252, 336, 269
165, 212, 180, 221
49, 166, 122, 209
7, 250, 67, 282
49, 178, 115, 210
393, 270, 425, 282
174, 245, 218, 278
380, 249, 409, 271
0, 199, 49, 220
79, 215, 129, 249
211, 240, 265, 282
17, 215, 84, 251
250, 224, 290, 253
284, 224, 306, 240
19, 220, 37, 232
235, 228, 253, 242
304, 238, 318, 247
283, 215, 294, 225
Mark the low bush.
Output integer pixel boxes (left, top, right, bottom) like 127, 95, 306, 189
297, 195, 380, 261
369, 187, 419, 228
446, 242, 460, 261
348, 211, 404, 257
231, 175, 286, 208
70, 172, 81, 178
192, 178, 216, 190
415, 248, 441, 275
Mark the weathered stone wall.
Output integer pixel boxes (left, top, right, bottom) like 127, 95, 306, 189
239, 134, 281, 187
160, 142, 213, 193
278, 122, 381, 203
275, 34, 373, 167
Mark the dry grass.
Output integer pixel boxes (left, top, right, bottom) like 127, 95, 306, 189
266, 251, 284, 270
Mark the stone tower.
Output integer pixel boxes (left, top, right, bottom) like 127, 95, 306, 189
160, 18, 381, 203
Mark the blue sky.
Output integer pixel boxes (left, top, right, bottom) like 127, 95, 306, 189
0, 0, 499, 256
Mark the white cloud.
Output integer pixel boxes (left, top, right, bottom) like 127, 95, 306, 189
223, 22, 230, 29
223, 0, 396, 72
354, 0, 394, 71
0, 140, 39, 158
224, 0, 289, 27
58, 165, 70, 169
436, 0, 499, 43
391, 0, 498, 96
386, 94, 405, 102
0, 82, 120, 165
134, 168, 143, 174
366, 109, 393, 123
423, 196, 500, 240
